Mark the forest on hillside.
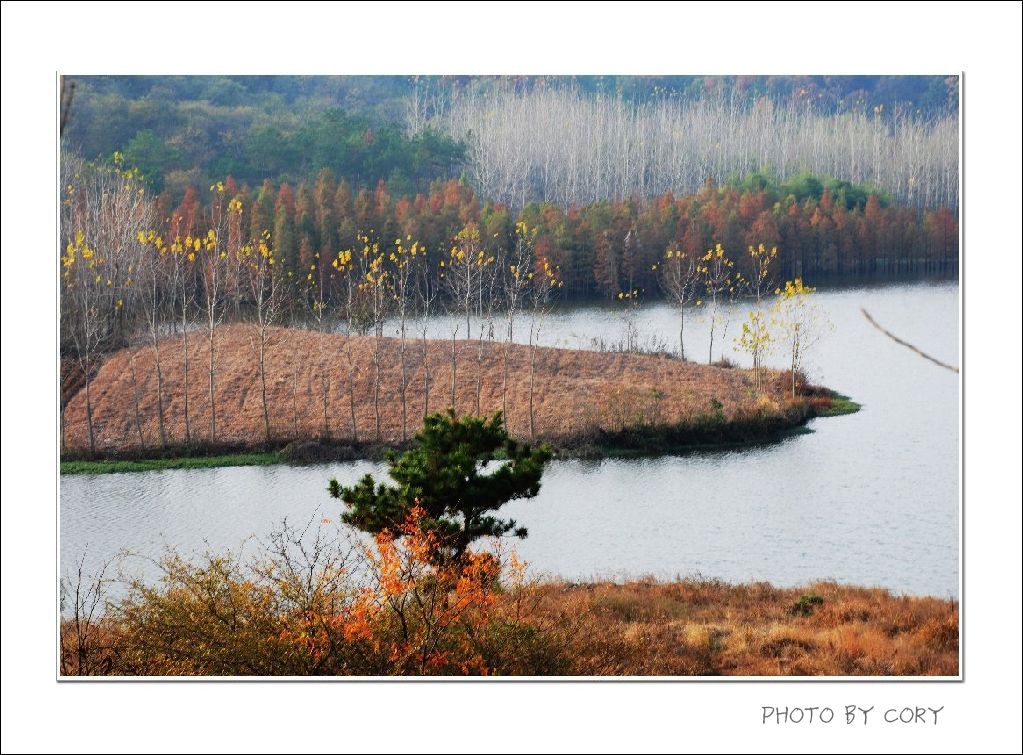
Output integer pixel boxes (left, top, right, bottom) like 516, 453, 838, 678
63, 75, 958, 210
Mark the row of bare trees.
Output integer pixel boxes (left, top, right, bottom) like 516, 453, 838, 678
61, 157, 564, 452
432, 87, 957, 212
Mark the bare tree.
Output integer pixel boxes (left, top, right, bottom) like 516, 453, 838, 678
698, 243, 735, 364
242, 228, 288, 445
61, 154, 153, 453
416, 244, 437, 420
527, 257, 563, 440
440, 224, 484, 412
195, 187, 231, 445
304, 250, 333, 439
436, 86, 958, 212
501, 222, 534, 419
60, 554, 115, 676
358, 234, 390, 442
332, 247, 362, 442
389, 237, 420, 441
135, 231, 173, 447
656, 246, 700, 361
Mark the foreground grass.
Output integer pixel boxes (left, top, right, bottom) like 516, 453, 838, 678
60, 452, 280, 475
61, 576, 956, 676
533, 579, 956, 676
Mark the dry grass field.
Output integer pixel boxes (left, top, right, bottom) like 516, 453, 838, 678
61, 324, 829, 456
532, 579, 958, 676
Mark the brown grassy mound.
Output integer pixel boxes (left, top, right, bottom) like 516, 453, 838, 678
61, 324, 814, 455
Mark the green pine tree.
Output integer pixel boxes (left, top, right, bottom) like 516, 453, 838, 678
328, 410, 552, 559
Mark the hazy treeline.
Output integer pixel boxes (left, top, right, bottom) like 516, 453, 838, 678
63, 75, 957, 210
435, 87, 958, 213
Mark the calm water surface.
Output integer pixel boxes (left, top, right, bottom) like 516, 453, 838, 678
61, 282, 959, 597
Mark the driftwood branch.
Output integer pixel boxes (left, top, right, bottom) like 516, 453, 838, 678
861, 308, 959, 374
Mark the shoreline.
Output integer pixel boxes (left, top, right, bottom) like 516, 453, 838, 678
60, 390, 859, 475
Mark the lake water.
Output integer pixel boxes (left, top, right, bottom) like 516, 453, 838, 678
60, 282, 960, 598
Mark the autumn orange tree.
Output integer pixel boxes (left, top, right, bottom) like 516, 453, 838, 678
101, 505, 550, 676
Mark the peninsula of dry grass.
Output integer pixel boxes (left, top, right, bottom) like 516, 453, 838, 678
61, 324, 843, 459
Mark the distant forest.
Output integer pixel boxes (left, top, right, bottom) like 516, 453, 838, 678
63, 75, 958, 202
60, 75, 959, 296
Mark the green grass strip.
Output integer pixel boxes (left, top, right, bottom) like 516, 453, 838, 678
60, 452, 281, 475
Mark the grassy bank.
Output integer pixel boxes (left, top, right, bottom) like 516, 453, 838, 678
816, 391, 862, 417
60, 398, 840, 474
60, 452, 280, 475
60, 575, 956, 677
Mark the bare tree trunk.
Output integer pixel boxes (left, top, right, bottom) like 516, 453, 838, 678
319, 330, 330, 440
399, 328, 408, 441
373, 338, 382, 441
151, 334, 166, 448
180, 319, 191, 447
707, 298, 717, 364
475, 334, 484, 416
208, 324, 217, 444
502, 341, 511, 420
259, 328, 270, 445
346, 343, 359, 443
528, 343, 537, 441
291, 365, 299, 439
449, 329, 458, 411
83, 354, 95, 455
422, 333, 431, 420
679, 308, 686, 362
128, 349, 146, 451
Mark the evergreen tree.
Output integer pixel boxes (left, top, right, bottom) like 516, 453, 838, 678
328, 410, 552, 559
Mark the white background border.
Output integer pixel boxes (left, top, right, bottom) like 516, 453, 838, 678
2, 2, 1020, 752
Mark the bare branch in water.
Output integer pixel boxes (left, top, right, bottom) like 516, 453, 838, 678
861, 309, 958, 373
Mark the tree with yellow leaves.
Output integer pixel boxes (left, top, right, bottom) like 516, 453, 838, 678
389, 236, 423, 441
303, 244, 333, 440
332, 246, 361, 442
502, 222, 536, 419
528, 256, 563, 440
415, 240, 437, 421
440, 223, 487, 411
773, 278, 829, 398
135, 230, 172, 447
196, 183, 232, 444
356, 232, 390, 441
240, 225, 289, 444
734, 243, 780, 393
656, 246, 700, 361
60, 152, 154, 453
698, 243, 736, 364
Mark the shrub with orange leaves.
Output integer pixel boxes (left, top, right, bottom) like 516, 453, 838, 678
93, 507, 563, 676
